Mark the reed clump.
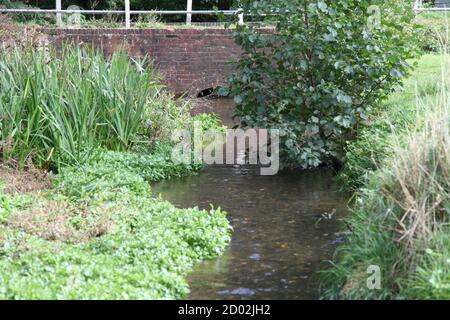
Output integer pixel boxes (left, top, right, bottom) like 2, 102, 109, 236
0, 46, 188, 170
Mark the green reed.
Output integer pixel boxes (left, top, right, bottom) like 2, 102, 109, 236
0, 46, 161, 169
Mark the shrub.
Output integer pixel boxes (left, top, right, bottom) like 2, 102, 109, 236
230, 0, 420, 168
338, 54, 444, 189
417, 12, 450, 53
0, 1, 48, 24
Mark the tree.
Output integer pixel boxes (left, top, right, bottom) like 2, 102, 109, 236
229, 0, 420, 169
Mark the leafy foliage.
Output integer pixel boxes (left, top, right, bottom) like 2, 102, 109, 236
0, 42, 231, 298
1, 1, 237, 23
338, 55, 444, 189
0, 149, 231, 299
417, 12, 450, 53
403, 229, 450, 299
230, 0, 420, 168
0, 46, 193, 170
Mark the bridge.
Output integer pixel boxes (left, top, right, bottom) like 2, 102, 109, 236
5, 1, 440, 96
44, 27, 242, 96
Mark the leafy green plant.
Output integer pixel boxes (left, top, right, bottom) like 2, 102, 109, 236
192, 112, 227, 133
403, 229, 450, 299
135, 12, 164, 29
0, 148, 231, 299
0, 46, 190, 170
230, 0, 420, 169
338, 54, 444, 189
417, 12, 450, 53
0, 0, 49, 24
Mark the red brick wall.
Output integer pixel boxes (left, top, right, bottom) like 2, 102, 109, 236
43, 28, 242, 95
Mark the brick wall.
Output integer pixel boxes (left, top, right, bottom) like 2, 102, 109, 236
43, 28, 242, 95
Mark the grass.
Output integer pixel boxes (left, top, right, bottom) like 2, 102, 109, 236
338, 54, 445, 189
321, 53, 450, 299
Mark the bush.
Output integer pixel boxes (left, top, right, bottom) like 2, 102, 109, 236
338, 54, 444, 189
230, 0, 420, 169
417, 12, 450, 53
0, 1, 48, 24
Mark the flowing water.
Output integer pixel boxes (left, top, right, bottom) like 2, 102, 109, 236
152, 98, 349, 300
153, 166, 347, 300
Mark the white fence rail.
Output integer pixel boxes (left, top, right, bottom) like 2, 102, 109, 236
2, 1, 446, 28
414, 0, 450, 12
0, 0, 245, 28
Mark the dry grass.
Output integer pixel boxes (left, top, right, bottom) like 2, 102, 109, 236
381, 56, 450, 256
7, 200, 112, 243
320, 55, 450, 300
0, 162, 53, 195
0, 162, 111, 243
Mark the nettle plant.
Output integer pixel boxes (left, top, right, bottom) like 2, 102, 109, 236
230, 0, 420, 168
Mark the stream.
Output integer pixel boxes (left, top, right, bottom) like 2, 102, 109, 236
152, 98, 349, 300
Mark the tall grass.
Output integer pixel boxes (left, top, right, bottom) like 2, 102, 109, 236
0, 46, 162, 169
321, 54, 450, 299
338, 54, 445, 189
386, 96, 449, 252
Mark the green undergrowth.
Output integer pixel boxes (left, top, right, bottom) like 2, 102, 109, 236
417, 11, 450, 53
338, 54, 445, 189
321, 54, 450, 300
0, 42, 231, 299
0, 149, 231, 299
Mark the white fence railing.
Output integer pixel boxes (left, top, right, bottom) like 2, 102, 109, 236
0, 0, 245, 28
2, 0, 447, 28
414, 0, 450, 12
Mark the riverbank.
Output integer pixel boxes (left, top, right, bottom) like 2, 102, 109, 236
0, 47, 231, 299
321, 54, 450, 299
0, 148, 231, 299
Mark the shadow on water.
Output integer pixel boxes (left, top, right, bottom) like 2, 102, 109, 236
153, 166, 348, 300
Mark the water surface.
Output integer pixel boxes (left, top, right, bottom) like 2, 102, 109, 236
153, 166, 348, 300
